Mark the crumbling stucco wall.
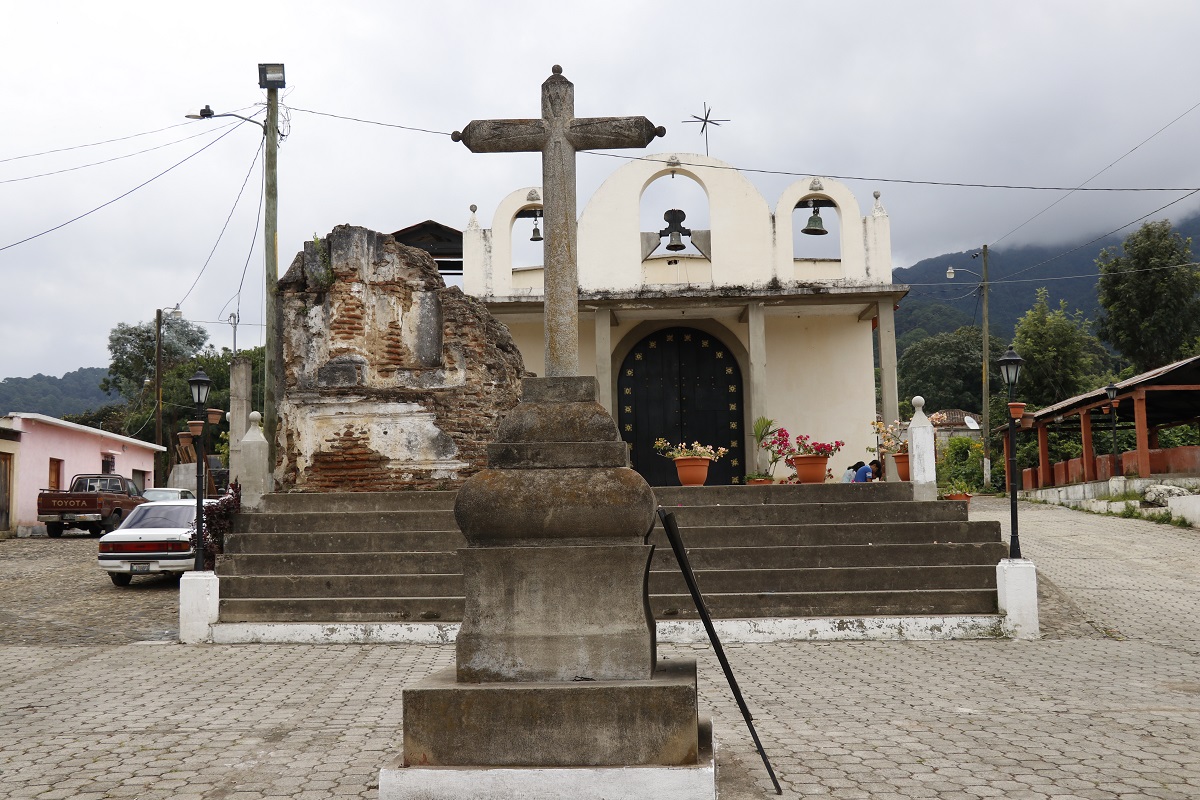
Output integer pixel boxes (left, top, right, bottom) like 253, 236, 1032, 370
277, 225, 524, 491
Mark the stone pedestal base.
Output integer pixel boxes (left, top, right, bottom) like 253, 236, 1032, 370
457, 543, 655, 682
997, 558, 1040, 639
382, 722, 714, 800
402, 659, 701, 767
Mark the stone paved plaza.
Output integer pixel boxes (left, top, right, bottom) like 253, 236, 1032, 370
1, 497, 1198, 798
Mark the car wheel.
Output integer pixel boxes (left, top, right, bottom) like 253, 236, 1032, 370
46, 522, 64, 538
109, 573, 133, 587
101, 510, 122, 535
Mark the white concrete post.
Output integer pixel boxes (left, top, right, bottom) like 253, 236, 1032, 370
909, 396, 937, 501
237, 411, 270, 510
179, 571, 219, 644
996, 559, 1040, 639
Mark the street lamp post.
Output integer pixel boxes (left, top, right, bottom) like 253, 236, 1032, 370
1105, 382, 1120, 478
999, 345, 1025, 560
154, 304, 183, 485
947, 243, 991, 487
188, 369, 212, 572
187, 62, 283, 488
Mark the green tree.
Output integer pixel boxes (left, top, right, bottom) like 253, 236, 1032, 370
1012, 288, 1109, 407
897, 326, 1006, 413
1096, 220, 1200, 373
100, 317, 209, 402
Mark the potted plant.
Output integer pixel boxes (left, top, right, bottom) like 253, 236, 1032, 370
744, 471, 775, 485
786, 434, 845, 484
869, 418, 910, 481
750, 416, 777, 481
654, 438, 729, 486
941, 478, 973, 505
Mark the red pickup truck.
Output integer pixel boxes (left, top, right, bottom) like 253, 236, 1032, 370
37, 474, 148, 538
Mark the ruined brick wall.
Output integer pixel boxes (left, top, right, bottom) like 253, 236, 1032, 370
276, 225, 524, 491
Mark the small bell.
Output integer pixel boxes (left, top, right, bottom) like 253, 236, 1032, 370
801, 200, 827, 236
530, 211, 543, 242
666, 231, 686, 251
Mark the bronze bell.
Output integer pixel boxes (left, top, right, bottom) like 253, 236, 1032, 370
801, 200, 827, 235
666, 231, 686, 251
530, 222, 542, 242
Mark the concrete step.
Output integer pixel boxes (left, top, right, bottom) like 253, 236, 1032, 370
652, 542, 1009, 570
258, 491, 458, 513
649, 565, 998, 594
224, 529, 466, 554
651, 589, 999, 618
654, 482, 913, 505
232, 509, 458, 534
647, 520, 1001, 548
216, 551, 459, 576
665, 501, 966, 526
219, 596, 463, 623
221, 573, 463, 598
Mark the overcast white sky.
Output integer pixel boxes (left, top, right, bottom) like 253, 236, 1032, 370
3, 1, 1199, 382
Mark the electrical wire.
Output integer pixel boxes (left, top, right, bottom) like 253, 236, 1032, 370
902, 260, 1200, 287
217, 158, 265, 321
0, 123, 240, 185
989, 97, 1200, 247
0, 104, 260, 165
0, 123, 247, 254
584, 150, 1200, 192
179, 139, 265, 307
284, 105, 452, 136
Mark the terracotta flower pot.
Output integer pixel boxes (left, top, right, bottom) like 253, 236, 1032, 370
892, 453, 911, 481
674, 457, 711, 486
944, 492, 972, 507
788, 454, 829, 483
747, 478, 774, 485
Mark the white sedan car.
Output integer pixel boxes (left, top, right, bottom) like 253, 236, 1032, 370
141, 487, 196, 502
97, 500, 202, 586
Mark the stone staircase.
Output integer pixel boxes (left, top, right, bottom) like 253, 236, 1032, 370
217, 483, 1007, 624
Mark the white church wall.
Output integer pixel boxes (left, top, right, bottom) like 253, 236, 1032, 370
762, 315, 877, 471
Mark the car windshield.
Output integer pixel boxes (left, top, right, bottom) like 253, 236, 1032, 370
122, 505, 195, 530
143, 489, 193, 501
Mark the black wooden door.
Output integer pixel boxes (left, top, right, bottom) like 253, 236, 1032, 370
617, 327, 745, 486
0, 453, 10, 530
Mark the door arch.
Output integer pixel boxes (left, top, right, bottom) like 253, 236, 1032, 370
616, 326, 745, 486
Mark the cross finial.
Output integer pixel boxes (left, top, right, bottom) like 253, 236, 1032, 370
682, 102, 729, 156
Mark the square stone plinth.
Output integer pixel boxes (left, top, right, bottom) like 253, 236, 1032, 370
403, 659, 700, 767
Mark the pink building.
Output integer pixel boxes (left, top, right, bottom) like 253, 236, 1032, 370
0, 413, 164, 538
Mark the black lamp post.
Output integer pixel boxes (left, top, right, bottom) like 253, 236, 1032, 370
998, 345, 1025, 559
188, 369, 212, 572
1105, 382, 1119, 479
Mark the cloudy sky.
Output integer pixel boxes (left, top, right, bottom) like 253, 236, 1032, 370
3, 1, 1199, 382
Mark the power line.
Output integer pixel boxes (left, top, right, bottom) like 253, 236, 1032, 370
0, 123, 247, 254
180, 139, 265, 307
0, 122, 239, 185
583, 150, 1200, 192
284, 105, 452, 136
218, 155, 266, 321
0, 105, 260, 165
989, 96, 1200, 247
902, 260, 1200, 287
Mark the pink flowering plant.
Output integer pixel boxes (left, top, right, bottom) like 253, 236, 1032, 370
761, 427, 794, 473
654, 438, 728, 461
790, 434, 845, 458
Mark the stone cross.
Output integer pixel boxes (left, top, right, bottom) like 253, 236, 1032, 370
453, 65, 665, 377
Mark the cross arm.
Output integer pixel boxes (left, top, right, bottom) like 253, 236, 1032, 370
452, 119, 548, 153
567, 117, 666, 151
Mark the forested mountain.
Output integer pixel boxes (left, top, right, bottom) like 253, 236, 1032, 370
0, 367, 113, 417
893, 212, 1200, 346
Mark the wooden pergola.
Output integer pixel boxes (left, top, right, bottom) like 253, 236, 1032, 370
1006, 355, 1200, 488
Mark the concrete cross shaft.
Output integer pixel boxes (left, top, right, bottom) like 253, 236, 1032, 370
453, 65, 665, 376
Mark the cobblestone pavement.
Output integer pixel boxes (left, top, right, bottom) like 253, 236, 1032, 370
1, 498, 1198, 798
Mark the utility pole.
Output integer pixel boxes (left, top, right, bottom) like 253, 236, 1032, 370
155, 307, 163, 484
980, 244, 991, 487
259, 63, 284, 490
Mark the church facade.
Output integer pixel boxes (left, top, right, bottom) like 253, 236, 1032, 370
461, 153, 907, 485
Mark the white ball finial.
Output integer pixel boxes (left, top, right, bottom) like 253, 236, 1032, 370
249, 411, 262, 424
912, 396, 925, 411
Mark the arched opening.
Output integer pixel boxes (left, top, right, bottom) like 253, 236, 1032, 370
639, 174, 711, 278
616, 326, 745, 486
792, 195, 842, 261
510, 204, 544, 290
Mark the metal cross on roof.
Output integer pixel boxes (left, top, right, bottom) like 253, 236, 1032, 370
682, 102, 729, 156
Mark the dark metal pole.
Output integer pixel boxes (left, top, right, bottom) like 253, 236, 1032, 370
1112, 404, 1119, 478
1007, 396, 1022, 560
194, 409, 206, 572
155, 308, 163, 486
